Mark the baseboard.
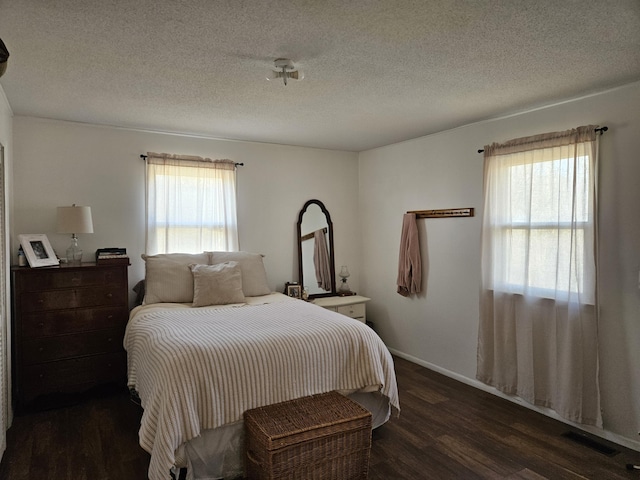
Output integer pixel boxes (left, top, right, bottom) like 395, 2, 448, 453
388, 348, 640, 453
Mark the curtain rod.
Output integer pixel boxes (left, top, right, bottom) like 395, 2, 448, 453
476, 126, 608, 154
139, 154, 244, 167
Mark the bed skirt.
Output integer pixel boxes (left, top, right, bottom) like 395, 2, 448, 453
173, 390, 391, 480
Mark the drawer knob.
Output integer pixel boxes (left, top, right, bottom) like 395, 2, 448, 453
38, 322, 44, 328
39, 373, 44, 379
37, 299, 44, 304
106, 293, 113, 298
38, 347, 44, 352
107, 315, 114, 319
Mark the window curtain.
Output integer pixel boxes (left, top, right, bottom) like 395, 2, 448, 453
477, 125, 602, 427
146, 153, 239, 255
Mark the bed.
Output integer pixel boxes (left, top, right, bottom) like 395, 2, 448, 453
124, 252, 400, 480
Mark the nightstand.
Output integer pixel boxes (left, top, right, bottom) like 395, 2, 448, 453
11, 262, 129, 412
312, 295, 371, 323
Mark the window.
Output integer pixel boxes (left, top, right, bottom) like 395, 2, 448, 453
477, 126, 602, 427
145, 153, 239, 254
482, 128, 597, 303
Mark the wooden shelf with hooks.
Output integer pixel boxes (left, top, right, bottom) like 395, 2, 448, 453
407, 208, 474, 219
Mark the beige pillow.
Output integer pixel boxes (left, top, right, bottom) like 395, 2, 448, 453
142, 252, 210, 304
208, 251, 270, 297
190, 262, 246, 307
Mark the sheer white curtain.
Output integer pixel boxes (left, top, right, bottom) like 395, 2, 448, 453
146, 153, 239, 255
477, 125, 602, 426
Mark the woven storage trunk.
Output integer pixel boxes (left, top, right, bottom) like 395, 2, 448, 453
244, 391, 372, 480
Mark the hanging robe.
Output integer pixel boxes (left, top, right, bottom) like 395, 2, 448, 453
313, 229, 331, 291
396, 213, 422, 296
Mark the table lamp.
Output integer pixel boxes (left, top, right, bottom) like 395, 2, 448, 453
339, 265, 351, 293
57, 204, 93, 264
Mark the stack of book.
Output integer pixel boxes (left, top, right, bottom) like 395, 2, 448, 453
96, 248, 130, 265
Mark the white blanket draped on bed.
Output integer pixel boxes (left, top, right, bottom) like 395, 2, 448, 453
124, 294, 399, 480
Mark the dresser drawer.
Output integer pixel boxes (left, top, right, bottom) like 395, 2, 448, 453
337, 303, 365, 319
22, 328, 125, 364
21, 351, 126, 401
20, 285, 126, 313
313, 296, 370, 324
21, 306, 128, 337
16, 267, 125, 292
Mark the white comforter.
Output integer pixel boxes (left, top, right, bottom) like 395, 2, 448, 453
124, 293, 399, 480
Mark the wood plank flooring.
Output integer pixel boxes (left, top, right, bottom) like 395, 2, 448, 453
0, 356, 638, 479
369, 357, 639, 479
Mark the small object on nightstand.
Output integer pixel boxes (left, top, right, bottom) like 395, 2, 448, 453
286, 283, 302, 299
338, 291, 356, 296
338, 265, 351, 293
283, 281, 298, 293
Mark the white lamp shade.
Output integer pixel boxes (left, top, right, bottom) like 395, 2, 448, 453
57, 205, 94, 234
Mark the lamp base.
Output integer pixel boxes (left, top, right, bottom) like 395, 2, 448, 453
339, 279, 351, 293
66, 236, 83, 264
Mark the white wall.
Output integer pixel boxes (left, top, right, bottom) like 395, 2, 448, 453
9, 83, 640, 450
11, 118, 361, 303
358, 81, 640, 448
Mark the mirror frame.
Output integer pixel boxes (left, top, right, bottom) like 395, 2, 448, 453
297, 199, 336, 298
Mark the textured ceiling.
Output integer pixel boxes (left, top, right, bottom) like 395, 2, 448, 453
1, 0, 639, 152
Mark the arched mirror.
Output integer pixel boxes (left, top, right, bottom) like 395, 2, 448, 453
297, 199, 336, 298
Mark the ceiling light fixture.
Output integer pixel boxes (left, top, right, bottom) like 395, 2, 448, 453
266, 58, 304, 86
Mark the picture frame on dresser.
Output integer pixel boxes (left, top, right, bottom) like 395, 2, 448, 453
287, 284, 301, 299
18, 234, 59, 267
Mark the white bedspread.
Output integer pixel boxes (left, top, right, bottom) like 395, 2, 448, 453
124, 293, 399, 480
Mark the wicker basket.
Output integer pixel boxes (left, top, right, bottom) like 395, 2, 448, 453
244, 391, 372, 480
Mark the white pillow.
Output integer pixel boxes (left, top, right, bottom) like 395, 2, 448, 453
207, 251, 271, 297
190, 262, 246, 307
142, 252, 210, 304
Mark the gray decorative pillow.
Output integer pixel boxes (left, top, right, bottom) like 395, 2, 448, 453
190, 262, 246, 307
207, 251, 270, 297
142, 252, 210, 304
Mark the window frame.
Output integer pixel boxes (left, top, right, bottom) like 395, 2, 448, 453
483, 137, 597, 304
145, 154, 239, 255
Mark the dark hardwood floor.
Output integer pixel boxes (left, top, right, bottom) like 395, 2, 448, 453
369, 358, 638, 479
0, 356, 638, 479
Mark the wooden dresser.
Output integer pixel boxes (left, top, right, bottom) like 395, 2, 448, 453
11, 262, 129, 411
